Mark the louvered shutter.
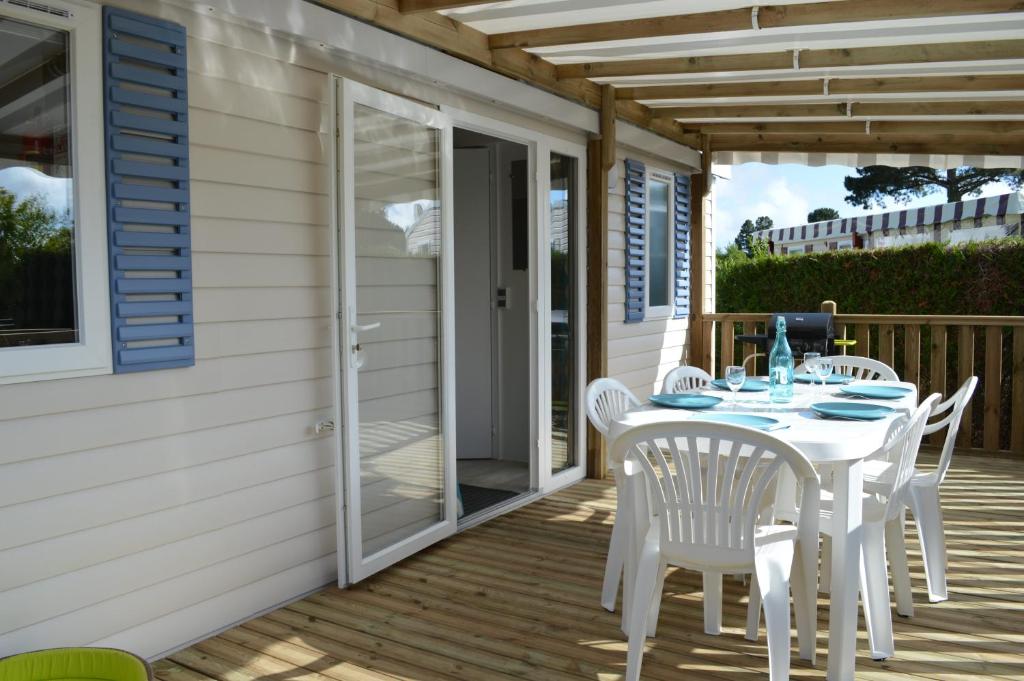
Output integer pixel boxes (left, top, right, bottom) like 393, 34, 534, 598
103, 8, 194, 372
672, 173, 692, 319
624, 159, 646, 323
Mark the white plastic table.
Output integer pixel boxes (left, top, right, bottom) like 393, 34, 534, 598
609, 379, 919, 681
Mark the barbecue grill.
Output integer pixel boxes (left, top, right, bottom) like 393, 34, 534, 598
735, 312, 854, 358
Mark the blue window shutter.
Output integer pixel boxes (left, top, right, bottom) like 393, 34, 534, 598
624, 159, 646, 323
103, 8, 194, 373
672, 173, 692, 319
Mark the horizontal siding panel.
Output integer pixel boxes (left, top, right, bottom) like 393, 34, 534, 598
0, 349, 331, 425
188, 108, 325, 163
356, 257, 436, 287
358, 286, 438, 314
0, 376, 331, 464
0, 439, 334, 550
191, 182, 327, 225
186, 37, 327, 101
608, 347, 685, 377
189, 72, 326, 132
609, 332, 685, 359
191, 219, 329, 257
0, 527, 335, 657
190, 146, 328, 194
193, 287, 331, 322
0, 469, 333, 593
193, 253, 330, 288
94, 555, 336, 660
358, 363, 437, 402
0, 410, 325, 509
1, 496, 334, 631
608, 316, 687, 341
194, 318, 331, 359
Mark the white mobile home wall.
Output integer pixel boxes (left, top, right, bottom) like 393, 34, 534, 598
0, 0, 700, 660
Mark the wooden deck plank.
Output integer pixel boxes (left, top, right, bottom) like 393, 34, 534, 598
157, 452, 1024, 681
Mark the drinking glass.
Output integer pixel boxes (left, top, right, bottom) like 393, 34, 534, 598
814, 357, 834, 395
803, 352, 821, 384
725, 365, 746, 408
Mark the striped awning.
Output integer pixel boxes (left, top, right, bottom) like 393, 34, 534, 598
758, 191, 1024, 244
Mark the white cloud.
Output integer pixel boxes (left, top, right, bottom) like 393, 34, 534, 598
0, 166, 72, 216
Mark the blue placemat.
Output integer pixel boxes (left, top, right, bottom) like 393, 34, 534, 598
839, 385, 912, 400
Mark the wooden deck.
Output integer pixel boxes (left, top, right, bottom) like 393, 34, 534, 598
154, 453, 1024, 681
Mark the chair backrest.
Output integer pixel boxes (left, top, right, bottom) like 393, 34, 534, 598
661, 366, 712, 394
796, 355, 899, 381
924, 376, 978, 485
612, 421, 820, 570
585, 378, 642, 437
875, 393, 942, 521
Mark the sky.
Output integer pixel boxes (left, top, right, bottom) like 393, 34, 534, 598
0, 166, 72, 216
711, 164, 1018, 251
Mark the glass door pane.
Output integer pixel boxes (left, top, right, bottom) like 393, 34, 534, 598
549, 153, 576, 473
338, 81, 453, 583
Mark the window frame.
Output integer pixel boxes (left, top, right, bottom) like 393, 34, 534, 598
643, 168, 675, 320
0, 0, 111, 384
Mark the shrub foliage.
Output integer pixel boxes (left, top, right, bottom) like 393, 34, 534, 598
717, 239, 1024, 315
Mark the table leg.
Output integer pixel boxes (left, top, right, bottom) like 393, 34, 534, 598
827, 459, 864, 681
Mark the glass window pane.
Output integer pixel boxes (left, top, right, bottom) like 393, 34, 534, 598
550, 153, 576, 473
353, 104, 444, 557
648, 180, 670, 309
0, 17, 76, 348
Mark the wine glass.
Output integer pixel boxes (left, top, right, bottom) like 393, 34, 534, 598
814, 357, 834, 394
725, 365, 746, 408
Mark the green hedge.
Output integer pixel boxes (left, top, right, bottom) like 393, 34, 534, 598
717, 239, 1024, 315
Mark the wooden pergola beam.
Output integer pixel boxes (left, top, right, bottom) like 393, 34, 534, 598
710, 135, 1024, 155
656, 100, 1024, 119
687, 120, 1024, 135
489, 0, 1024, 50
620, 75, 1024, 102
555, 39, 1024, 79
398, 0, 494, 12
315, 0, 695, 147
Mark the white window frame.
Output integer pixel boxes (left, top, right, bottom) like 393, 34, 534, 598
0, 1, 111, 384
644, 169, 675, 320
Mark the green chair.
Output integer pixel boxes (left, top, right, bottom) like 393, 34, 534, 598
0, 648, 151, 681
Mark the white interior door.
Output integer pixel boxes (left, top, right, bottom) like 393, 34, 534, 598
336, 79, 456, 582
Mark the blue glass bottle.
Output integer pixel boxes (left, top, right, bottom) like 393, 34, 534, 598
768, 316, 794, 403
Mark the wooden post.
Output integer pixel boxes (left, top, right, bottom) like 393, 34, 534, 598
689, 135, 711, 371
585, 85, 614, 480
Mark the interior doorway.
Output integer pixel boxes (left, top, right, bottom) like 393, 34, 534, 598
453, 128, 533, 518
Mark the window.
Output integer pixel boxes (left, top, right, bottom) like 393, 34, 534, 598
0, 2, 109, 383
645, 171, 673, 318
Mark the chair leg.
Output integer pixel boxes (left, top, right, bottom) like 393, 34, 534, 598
909, 484, 948, 603
602, 509, 625, 612
819, 535, 832, 594
745, 576, 762, 642
791, 537, 818, 665
646, 558, 669, 637
625, 545, 663, 681
860, 521, 895, 661
754, 540, 795, 681
886, 508, 914, 618
703, 572, 723, 636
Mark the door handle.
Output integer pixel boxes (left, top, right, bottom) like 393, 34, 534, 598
315, 419, 336, 435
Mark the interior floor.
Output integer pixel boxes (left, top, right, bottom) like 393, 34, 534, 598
456, 459, 531, 493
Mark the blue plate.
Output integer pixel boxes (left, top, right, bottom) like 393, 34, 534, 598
811, 402, 896, 421
650, 393, 724, 410
710, 378, 769, 392
691, 413, 782, 430
840, 385, 912, 400
794, 374, 851, 385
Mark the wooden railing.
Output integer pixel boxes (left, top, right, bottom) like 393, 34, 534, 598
703, 308, 1024, 457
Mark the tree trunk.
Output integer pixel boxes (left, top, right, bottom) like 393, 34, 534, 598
945, 168, 962, 202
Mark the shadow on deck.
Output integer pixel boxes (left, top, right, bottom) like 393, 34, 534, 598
154, 452, 1024, 681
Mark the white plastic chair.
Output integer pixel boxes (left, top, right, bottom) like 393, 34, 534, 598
771, 393, 940, 661
584, 378, 642, 613
796, 355, 899, 381
615, 421, 820, 681
863, 376, 978, 605
660, 365, 712, 394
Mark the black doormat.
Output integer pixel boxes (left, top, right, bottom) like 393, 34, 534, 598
459, 484, 521, 517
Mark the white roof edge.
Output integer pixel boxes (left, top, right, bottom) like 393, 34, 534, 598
617, 120, 701, 171
175, 0, 598, 135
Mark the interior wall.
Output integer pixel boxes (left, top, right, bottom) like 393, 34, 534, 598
454, 141, 495, 460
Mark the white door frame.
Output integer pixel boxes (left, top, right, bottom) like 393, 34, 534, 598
334, 77, 458, 583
